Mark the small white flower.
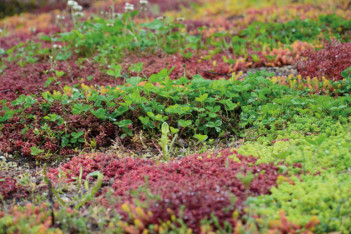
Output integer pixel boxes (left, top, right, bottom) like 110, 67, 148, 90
124, 3, 134, 12
30, 27, 36, 33
107, 23, 113, 27
0, 29, 3, 33
67, 0, 78, 7
56, 15, 66, 20
53, 44, 62, 49
72, 5, 83, 11
140, 0, 148, 5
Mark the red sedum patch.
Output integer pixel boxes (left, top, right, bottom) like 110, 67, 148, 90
48, 149, 296, 230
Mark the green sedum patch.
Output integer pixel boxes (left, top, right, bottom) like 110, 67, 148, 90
239, 122, 351, 233
249, 174, 351, 233
238, 125, 351, 173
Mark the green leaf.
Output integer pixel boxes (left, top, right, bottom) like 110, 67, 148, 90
31, 146, 44, 156
72, 104, 90, 115
44, 77, 55, 88
170, 127, 179, 134
40, 35, 51, 41
194, 134, 208, 142
142, 20, 165, 30
206, 120, 222, 128
24, 96, 37, 108
139, 116, 150, 125
121, 133, 127, 139
112, 105, 129, 117
56, 51, 72, 61
87, 171, 102, 178
91, 108, 108, 120
178, 119, 192, 128
55, 70, 65, 78
61, 137, 69, 148
129, 62, 143, 73
117, 119, 132, 128
180, 51, 193, 59
206, 105, 221, 113
161, 122, 169, 135
71, 131, 84, 139
0, 110, 16, 123
195, 93, 208, 103
208, 113, 218, 118
225, 100, 238, 110
126, 76, 142, 86
341, 66, 351, 79
107, 64, 122, 78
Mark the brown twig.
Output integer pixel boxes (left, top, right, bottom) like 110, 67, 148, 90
152, 139, 163, 156
47, 179, 55, 225
0, 89, 11, 93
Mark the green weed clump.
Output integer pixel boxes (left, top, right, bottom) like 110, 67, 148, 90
1, 70, 351, 158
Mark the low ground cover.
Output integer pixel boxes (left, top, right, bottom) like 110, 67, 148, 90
1, 0, 351, 233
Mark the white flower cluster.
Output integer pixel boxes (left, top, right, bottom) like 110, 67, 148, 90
140, 0, 148, 11
140, 0, 148, 6
72, 4, 83, 11
68, 1, 84, 17
56, 15, 65, 20
67, 0, 78, 7
124, 3, 134, 12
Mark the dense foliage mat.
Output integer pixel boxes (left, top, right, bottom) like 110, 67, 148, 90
1, 0, 351, 233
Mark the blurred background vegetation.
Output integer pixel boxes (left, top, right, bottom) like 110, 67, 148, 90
0, 0, 45, 18
0, 0, 93, 19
